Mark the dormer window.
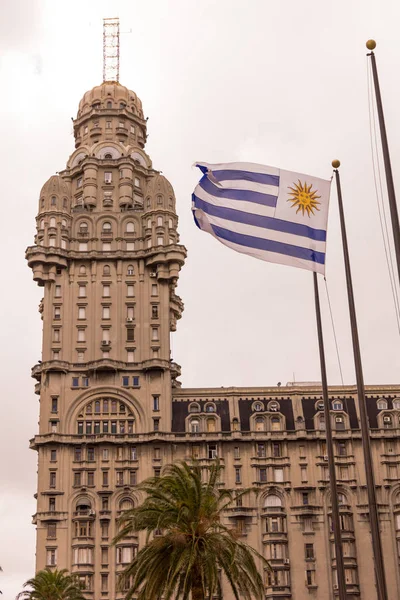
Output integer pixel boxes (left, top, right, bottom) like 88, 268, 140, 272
253, 402, 263, 412
189, 402, 200, 413
268, 401, 279, 412
104, 153, 112, 159
205, 403, 216, 413
377, 399, 388, 410
316, 401, 324, 411
332, 401, 343, 411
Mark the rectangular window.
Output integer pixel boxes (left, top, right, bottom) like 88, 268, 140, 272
127, 305, 134, 319
153, 418, 160, 431
74, 447, 82, 462
49, 472, 56, 488
337, 441, 347, 456
306, 570, 314, 586
259, 468, 267, 483
153, 395, 160, 411
54, 306, 61, 319
272, 442, 281, 457
102, 471, 109, 486
101, 574, 108, 592
50, 449, 57, 462
102, 448, 109, 461
46, 548, 57, 566
129, 470, 137, 485
274, 468, 284, 483
87, 447, 95, 461
151, 284, 158, 296
103, 285, 110, 297
102, 306, 110, 319
157, 236, 163, 246
77, 422, 83, 435
116, 471, 124, 485
53, 329, 60, 342
305, 543, 314, 560
235, 467, 241, 484
72, 377, 79, 389
151, 327, 159, 341
82, 377, 89, 387
301, 467, 308, 482
101, 521, 109, 538
49, 497, 56, 512
151, 305, 159, 319
192, 445, 200, 459
55, 285, 61, 297
104, 172, 112, 183
47, 523, 57, 538
127, 284, 134, 297
134, 177, 140, 187
74, 472, 82, 487
133, 376, 139, 387
234, 446, 240, 459
122, 376, 129, 387
77, 177, 83, 188
97, 548, 107, 569
339, 466, 349, 480
126, 242, 135, 251
207, 444, 217, 460
102, 242, 111, 252
257, 443, 266, 458
130, 446, 137, 460
78, 242, 88, 252
78, 307, 86, 319
87, 472, 94, 486
51, 397, 58, 413
77, 328, 85, 342
78, 285, 86, 297
154, 468, 161, 477
126, 328, 135, 342
302, 492, 309, 505
130, 125, 135, 134
127, 350, 135, 363
106, 120, 111, 129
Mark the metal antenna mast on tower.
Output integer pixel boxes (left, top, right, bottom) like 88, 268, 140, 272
103, 17, 120, 82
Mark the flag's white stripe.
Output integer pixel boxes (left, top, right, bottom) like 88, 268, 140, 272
200, 211, 326, 253
196, 161, 280, 176
194, 185, 276, 218
216, 178, 279, 195
215, 236, 325, 274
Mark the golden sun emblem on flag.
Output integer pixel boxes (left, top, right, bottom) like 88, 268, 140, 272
287, 180, 321, 217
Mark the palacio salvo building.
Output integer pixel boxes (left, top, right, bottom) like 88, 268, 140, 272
27, 79, 400, 599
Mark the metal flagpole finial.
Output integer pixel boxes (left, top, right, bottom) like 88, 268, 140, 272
332, 159, 341, 169
366, 39, 377, 51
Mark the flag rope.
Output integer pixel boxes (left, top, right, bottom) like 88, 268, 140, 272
324, 277, 344, 385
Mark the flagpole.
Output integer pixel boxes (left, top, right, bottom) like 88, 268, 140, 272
332, 160, 388, 600
366, 39, 400, 288
312, 271, 347, 599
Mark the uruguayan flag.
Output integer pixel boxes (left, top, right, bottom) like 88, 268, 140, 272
192, 161, 331, 274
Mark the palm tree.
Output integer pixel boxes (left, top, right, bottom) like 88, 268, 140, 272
17, 568, 85, 600
114, 460, 269, 600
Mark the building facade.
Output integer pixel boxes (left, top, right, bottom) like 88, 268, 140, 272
27, 81, 400, 600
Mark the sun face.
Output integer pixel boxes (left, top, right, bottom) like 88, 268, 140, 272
287, 180, 321, 217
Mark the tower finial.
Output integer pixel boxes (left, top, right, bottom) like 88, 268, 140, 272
103, 17, 120, 83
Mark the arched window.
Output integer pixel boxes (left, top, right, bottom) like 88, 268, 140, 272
316, 400, 324, 411
207, 418, 216, 432
157, 216, 163, 227
377, 399, 388, 410
264, 495, 282, 508
190, 419, 200, 433
205, 403, 216, 413
86, 403, 92, 414
255, 417, 265, 432
50, 217, 56, 228
61, 218, 67, 228
40, 219, 44, 229
189, 403, 200, 413
103, 265, 111, 276
335, 416, 345, 430
338, 493, 347, 505
332, 400, 343, 411
102, 221, 112, 231
127, 265, 134, 276
383, 415, 393, 429
79, 265, 86, 275
271, 417, 281, 431
79, 221, 88, 231
120, 102, 126, 109
75, 498, 92, 513
104, 153, 113, 159
253, 402, 263, 412
94, 401, 100, 414
49, 237, 56, 247
232, 418, 239, 431
51, 196, 57, 206
147, 218, 152, 229
393, 399, 400, 410
63, 198, 68, 208
106, 101, 112, 109
268, 401, 279, 412
120, 498, 134, 511
126, 221, 135, 233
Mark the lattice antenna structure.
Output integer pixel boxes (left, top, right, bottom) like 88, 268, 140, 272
103, 17, 120, 82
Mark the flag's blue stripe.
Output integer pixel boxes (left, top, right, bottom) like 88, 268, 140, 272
200, 176, 278, 208
211, 169, 280, 187
193, 195, 326, 242
210, 224, 325, 265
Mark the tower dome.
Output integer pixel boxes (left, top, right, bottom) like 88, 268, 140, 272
77, 82, 144, 119
40, 175, 70, 198
145, 173, 176, 211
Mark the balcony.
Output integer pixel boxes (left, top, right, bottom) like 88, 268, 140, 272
265, 584, 291, 598
73, 509, 96, 519
225, 506, 254, 517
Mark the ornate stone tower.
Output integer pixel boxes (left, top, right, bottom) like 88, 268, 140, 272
27, 81, 186, 596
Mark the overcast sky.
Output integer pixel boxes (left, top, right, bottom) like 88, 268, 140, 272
1, 0, 400, 596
